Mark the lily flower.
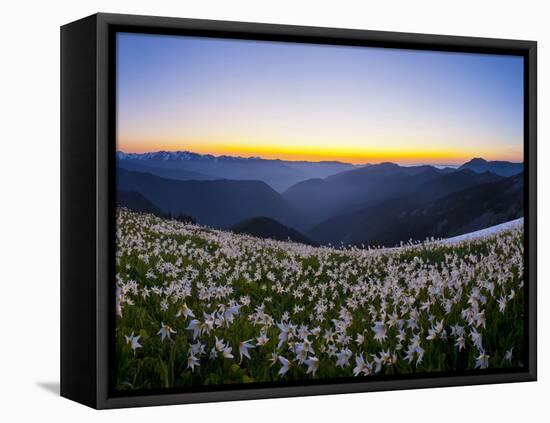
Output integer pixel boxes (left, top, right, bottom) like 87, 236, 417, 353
470, 329, 483, 350
353, 353, 372, 376
305, 356, 320, 376
475, 350, 490, 369
256, 332, 269, 346
269, 352, 279, 366
239, 340, 255, 362
186, 319, 203, 340
278, 356, 292, 377
372, 321, 387, 343
187, 353, 200, 372
335, 348, 352, 368
277, 322, 293, 349
222, 346, 234, 359
157, 323, 176, 341
215, 336, 226, 352
505, 348, 513, 363
190, 341, 206, 356
455, 336, 466, 351
124, 332, 142, 352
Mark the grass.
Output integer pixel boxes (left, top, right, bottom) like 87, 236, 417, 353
115, 208, 524, 390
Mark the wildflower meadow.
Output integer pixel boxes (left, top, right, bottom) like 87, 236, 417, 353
115, 208, 524, 391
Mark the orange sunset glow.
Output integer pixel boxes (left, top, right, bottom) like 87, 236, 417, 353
116, 33, 524, 166
117, 137, 523, 165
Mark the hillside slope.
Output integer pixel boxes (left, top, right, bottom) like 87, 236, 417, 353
116, 190, 163, 216
231, 216, 316, 245
116, 167, 305, 229
283, 163, 503, 227
309, 172, 524, 246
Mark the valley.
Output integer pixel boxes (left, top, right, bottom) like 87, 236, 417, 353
117, 151, 524, 248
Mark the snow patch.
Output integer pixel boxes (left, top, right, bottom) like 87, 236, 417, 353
442, 218, 524, 244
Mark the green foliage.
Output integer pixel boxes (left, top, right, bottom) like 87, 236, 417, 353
115, 209, 525, 391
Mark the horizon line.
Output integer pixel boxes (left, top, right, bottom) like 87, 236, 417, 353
116, 149, 524, 167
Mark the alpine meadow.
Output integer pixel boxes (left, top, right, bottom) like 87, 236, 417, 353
114, 32, 526, 391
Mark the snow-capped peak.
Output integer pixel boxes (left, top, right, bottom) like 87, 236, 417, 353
116, 150, 262, 162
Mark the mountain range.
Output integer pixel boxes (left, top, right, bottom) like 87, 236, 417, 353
117, 167, 306, 229
459, 157, 524, 177
116, 151, 524, 247
282, 163, 504, 226
117, 150, 357, 192
309, 172, 524, 246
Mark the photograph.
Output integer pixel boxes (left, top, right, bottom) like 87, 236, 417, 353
114, 32, 526, 392
0, 0, 546, 419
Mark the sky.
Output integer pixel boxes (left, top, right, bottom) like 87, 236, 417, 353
116, 32, 524, 165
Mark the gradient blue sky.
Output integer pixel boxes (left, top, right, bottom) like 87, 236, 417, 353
116, 32, 524, 165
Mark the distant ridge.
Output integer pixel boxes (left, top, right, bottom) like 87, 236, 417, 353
115, 153, 524, 246
459, 157, 523, 177
116, 150, 358, 192
282, 162, 505, 228
308, 172, 524, 247
116, 150, 355, 165
118, 151, 523, 171
231, 216, 316, 245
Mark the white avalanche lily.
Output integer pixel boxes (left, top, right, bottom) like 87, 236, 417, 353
125, 332, 142, 352
157, 323, 176, 341
187, 353, 200, 372
353, 353, 371, 376
239, 340, 255, 362
186, 319, 203, 340
305, 356, 320, 376
278, 356, 292, 377
176, 302, 195, 319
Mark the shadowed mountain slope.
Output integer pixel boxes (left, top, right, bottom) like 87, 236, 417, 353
459, 157, 523, 177
116, 168, 305, 229
309, 172, 524, 247
116, 190, 164, 216
231, 216, 316, 245
283, 163, 503, 228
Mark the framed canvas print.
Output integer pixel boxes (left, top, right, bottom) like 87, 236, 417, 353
60, 13, 537, 409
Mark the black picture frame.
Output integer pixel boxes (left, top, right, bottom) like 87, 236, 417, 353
60, 12, 537, 409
